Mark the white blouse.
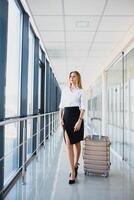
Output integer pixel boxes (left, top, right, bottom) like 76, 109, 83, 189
59, 87, 86, 110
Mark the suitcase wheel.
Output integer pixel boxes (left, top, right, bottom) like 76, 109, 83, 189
104, 172, 109, 177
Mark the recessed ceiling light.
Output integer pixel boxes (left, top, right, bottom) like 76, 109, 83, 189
75, 21, 90, 28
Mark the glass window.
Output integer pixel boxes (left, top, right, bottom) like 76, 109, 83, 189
27, 119, 33, 159
27, 28, 35, 158
27, 28, 35, 115
4, 123, 20, 184
5, 0, 22, 118
38, 67, 41, 112
38, 47, 42, 112
39, 47, 42, 60
4, 0, 22, 185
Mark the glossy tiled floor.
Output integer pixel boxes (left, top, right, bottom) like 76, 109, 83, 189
5, 128, 134, 200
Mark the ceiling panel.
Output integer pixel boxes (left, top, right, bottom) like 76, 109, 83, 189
66, 31, 95, 42
27, 0, 63, 15
66, 57, 86, 67
94, 31, 126, 42
85, 65, 104, 71
99, 16, 134, 31
66, 42, 90, 50
44, 42, 65, 50
86, 56, 108, 64
34, 16, 64, 30
67, 65, 85, 71
84, 63, 104, 70
51, 58, 66, 64
92, 42, 116, 50
64, 0, 106, 15
67, 50, 88, 57
47, 49, 65, 58
41, 31, 65, 42
84, 64, 102, 70
104, 0, 134, 16
88, 49, 111, 57
84, 56, 110, 70
65, 16, 100, 31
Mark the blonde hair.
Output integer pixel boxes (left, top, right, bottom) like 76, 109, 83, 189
69, 71, 82, 89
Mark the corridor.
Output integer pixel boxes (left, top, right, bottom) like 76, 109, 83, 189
5, 128, 134, 200
0, 0, 134, 199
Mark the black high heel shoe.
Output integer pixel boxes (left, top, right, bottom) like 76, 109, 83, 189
69, 179, 75, 184
69, 173, 75, 184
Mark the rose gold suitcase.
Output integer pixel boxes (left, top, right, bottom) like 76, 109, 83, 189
83, 118, 111, 177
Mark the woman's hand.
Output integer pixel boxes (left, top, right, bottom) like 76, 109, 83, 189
74, 119, 82, 132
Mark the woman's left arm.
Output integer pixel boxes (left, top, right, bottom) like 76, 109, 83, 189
74, 109, 85, 132
79, 109, 85, 121
74, 90, 86, 132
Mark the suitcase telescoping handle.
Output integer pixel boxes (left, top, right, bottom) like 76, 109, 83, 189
90, 117, 102, 140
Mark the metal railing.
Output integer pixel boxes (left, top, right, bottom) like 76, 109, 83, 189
0, 111, 60, 192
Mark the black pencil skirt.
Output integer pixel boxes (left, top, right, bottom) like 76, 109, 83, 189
63, 106, 84, 144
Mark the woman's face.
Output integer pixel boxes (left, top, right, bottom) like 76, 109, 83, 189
69, 72, 78, 85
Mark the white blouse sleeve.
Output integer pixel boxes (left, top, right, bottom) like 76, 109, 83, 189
80, 90, 86, 110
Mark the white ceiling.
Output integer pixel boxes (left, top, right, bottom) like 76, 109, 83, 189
26, 0, 134, 90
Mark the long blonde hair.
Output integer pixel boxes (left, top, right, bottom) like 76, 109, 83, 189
69, 71, 82, 89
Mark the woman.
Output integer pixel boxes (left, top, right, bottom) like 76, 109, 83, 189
59, 71, 86, 184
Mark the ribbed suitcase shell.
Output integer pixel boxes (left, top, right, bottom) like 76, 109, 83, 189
83, 135, 111, 177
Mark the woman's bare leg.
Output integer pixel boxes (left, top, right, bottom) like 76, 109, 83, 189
74, 142, 81, 168
64, 131, 75, 179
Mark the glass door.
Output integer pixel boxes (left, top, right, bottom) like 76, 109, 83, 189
106, 57, 124, 158
124, 48, 134, 167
